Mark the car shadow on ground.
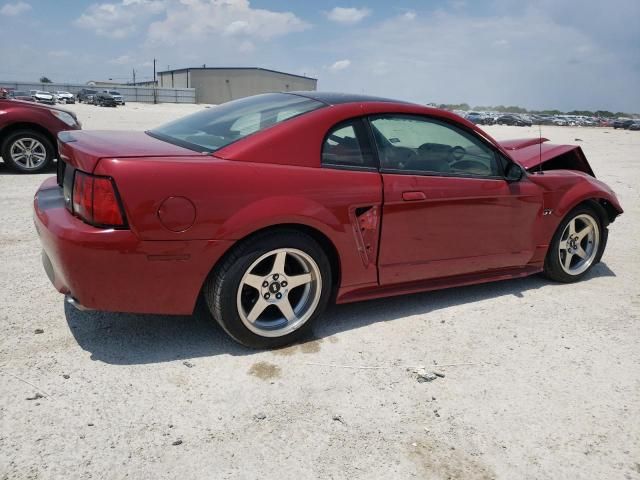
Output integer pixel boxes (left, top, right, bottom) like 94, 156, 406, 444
64, 262, 616, 365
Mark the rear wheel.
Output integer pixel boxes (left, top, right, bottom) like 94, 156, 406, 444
1, 130, 54, 173
204, 230, 332, 349
544, 205, 607, 282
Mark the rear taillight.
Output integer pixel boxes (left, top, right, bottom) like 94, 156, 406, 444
72, 171, 126, 228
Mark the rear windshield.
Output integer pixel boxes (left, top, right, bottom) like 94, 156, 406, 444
148, 93, 324, 153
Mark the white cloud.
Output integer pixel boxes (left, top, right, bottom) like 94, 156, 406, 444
48, 50, 71, 58
328, 59, 351, 72
0, 1, 31, 16
109, 54, 133, 64
147, 0, 309, 45
317, 9, 640, 111
75, 0, 165, 39
326, 7, 370, 25
448, 0, 466, 10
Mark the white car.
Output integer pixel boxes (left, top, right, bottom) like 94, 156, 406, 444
54, 91, 75, 104
29, 90, 55, 105
103, 90, 125, 105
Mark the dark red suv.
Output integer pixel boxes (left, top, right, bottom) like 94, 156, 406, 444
0, 98, 81, 173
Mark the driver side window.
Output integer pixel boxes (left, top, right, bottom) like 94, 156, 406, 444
370, 115, 501, 177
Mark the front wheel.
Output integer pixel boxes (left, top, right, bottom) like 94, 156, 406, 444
204, 230, 332, 349
544, 205, 607, 282
1, 130, 54, 173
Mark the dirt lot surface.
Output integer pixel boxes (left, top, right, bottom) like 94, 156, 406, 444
1, 103, 639, 479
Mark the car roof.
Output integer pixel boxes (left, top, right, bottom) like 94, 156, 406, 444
287, 91, 411, 106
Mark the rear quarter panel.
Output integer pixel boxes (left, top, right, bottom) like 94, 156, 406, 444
95, 157, 383, 290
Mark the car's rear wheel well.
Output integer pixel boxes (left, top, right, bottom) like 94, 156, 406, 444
199, 224, 341, 309
0, 123, 57, 156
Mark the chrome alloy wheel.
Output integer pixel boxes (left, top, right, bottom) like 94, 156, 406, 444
558, 213, 600, 276
236, 248, 322, 337
10, 137, 47, 170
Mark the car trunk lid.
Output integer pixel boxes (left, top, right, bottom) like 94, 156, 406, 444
57, 130, 200, 179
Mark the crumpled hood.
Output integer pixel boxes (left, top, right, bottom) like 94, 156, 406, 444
498, 137, 595, 177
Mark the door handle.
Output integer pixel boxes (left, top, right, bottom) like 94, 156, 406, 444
402, 191, 426, 201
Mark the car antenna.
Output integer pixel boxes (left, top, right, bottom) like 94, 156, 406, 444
537, 122, 544, 175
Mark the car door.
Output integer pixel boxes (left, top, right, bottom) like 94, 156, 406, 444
371, 114, 543, 285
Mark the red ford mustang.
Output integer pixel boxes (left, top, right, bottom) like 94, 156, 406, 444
34, 92, 623, 348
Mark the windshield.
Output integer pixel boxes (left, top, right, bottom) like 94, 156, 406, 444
149, 93, 324, 152
108, 91, 121, 95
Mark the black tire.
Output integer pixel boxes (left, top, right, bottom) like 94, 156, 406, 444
543, 203, 608, 283
1, 130, 54, 173
204, 230, 332, 349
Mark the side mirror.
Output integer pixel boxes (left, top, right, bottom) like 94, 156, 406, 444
505, 162, 524, 182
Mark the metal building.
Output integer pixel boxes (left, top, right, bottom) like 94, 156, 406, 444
157, 67, 317, 104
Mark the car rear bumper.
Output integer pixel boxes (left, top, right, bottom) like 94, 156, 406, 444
33, 177, 233, 315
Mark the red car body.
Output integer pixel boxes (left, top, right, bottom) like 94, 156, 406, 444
0, 98, 81, 171
34, 93, 622, 319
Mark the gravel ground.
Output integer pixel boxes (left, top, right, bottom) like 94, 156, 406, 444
0, 103, 639, 480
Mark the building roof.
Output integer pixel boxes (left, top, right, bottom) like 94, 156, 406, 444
157, 67, 316, 81
86, 80, 125, 86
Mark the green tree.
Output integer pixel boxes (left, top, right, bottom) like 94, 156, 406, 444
40, 76, 53, 83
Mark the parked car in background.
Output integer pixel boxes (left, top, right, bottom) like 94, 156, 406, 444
77, 89, 98, 103
55, 91, 75, 104
8, 90, 34, 101
628, 122, 640, 131
103, 90, 125, 105
94, 92, 117, 107
531, 115, 556, 125
465, 112, 483, 124
613, 119, 635, 129
0, 96, 81, 172
30, 90, 56, 105
495, 114, 532, 126
34, 92, 622, 348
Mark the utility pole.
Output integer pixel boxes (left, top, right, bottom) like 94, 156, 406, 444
153, 58, 157, 104
132, 68, 136, 85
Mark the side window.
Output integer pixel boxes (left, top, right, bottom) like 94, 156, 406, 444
322, 119, 376, 170
370, 115, 501, 177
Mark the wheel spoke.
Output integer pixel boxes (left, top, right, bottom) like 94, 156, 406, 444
277, 298, 297, 322
558, 239, 568, 251
563, 252, 574, 270
575, 246, 588, 259
243, 274, 264, 291
271, 251, 287, 275
568, 219, 577, 236
576, 224, 593, 240
287, 272, 312, 289
14, 140, 27, 152
246, 298, 268, 323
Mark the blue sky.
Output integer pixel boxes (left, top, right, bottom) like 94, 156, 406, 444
1, 0, 639, 111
